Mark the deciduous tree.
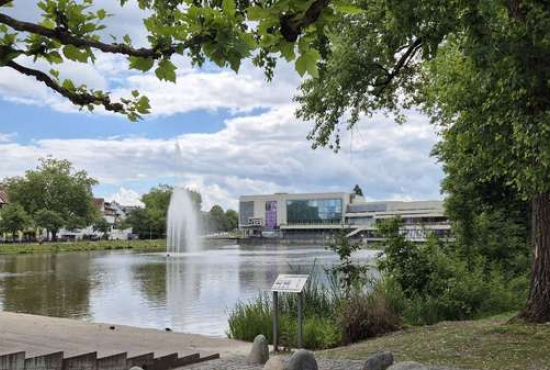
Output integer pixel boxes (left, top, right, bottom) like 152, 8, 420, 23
296, 0, 550, 323
3, 157, 97, 240
34, 209, 65, 240
0, 203, 31, 240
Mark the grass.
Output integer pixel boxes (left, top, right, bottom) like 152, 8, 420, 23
0, 239, 166, 255
320, 313, 550, 370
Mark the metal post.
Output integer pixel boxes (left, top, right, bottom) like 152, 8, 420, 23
297, 292, 303, 349
273, 291, 279, 352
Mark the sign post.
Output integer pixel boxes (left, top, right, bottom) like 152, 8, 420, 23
271, 274, 309, 351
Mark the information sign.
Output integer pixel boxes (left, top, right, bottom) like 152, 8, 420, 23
271, 274, 309, 293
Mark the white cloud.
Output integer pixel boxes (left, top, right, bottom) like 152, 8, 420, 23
105, 187, 144, 207
0, 3, 443, 209
0, 105, 443, 210
0, 133, 15, 143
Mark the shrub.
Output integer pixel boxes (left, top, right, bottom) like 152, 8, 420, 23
337, 282, 401, 344
378, 217, 528, 325
227, 294, 272, 342
227, 277, 400, 349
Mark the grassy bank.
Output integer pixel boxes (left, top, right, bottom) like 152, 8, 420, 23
322, 314, 550, 370
0, 239, 166, 255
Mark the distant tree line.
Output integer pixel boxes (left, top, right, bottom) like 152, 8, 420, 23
0, 158, 239, 242
125, 185, 239, 239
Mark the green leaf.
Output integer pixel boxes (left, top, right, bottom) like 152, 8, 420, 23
222, 0, 236, 17
63, 45, 89, 63
0, 48, 22, 66
136, 96, 151, 114
155, 58, 177, 82
50, 69, 60, 79
332, 0, 364, 15
97, 9, 107, 20
129, 56, 154, 72
131, 90, 139, 98
295, 49, 320, 77
62, 79, 75, 90
246, 6, 273, 21
279, 41, 295, 61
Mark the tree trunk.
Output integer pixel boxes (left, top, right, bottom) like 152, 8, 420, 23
52, 230, 57, 242
521, 192, 550, 322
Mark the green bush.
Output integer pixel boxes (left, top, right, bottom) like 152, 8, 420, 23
227, 277, 400, 349
336, 282, 401, 344
227, 294, 272, 342
378, 217, 528, 326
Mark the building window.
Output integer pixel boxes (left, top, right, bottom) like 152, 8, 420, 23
286, 198, 342, 225
239, 201, 254, 225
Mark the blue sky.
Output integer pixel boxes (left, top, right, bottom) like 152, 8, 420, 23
0, 1, 444, 210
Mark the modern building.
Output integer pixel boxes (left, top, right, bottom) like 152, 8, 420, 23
239, 192, 450, 242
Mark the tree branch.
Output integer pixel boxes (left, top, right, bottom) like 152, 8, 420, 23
5, 60, 126, 113
280, 0, 330, 42
373, 38, 423, 93
0, 12, 211, 58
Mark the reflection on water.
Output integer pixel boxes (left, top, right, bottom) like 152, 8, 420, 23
0, 244, 378, 337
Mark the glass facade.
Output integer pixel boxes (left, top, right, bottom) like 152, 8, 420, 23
239, 201, 254, 225
286, 198, 343, 225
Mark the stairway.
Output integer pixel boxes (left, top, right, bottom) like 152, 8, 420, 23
0, 350, 220, 370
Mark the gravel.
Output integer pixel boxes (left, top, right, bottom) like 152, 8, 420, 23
181, 355, 470, 370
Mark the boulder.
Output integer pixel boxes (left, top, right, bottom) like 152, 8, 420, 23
247, 334, 270, 365
263, 356, 288, 370
387, 361, 427, 370
363, 351, 394, 370
287, 349, 318, 370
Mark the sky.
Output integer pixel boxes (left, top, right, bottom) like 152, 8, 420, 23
0, 1, 444, 211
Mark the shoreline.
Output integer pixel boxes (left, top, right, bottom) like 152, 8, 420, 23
0, 311, 250, 358
0, 238, 380, 256
0, 239, 166, 255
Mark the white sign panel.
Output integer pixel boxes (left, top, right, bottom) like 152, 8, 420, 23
271, 274, 309, 293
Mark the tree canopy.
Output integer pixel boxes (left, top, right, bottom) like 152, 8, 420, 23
3, 157, 98, 239
294, 0, 550, 323
0, 203, 31, 239
0, 0, 357, 119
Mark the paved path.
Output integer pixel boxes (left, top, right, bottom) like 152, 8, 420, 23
0, 312, 250, 359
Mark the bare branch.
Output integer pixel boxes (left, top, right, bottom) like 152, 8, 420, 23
5, 59, 126, 113
0, 12, 211, 58
280, 0, 330, 42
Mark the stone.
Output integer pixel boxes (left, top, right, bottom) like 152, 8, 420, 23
287, 349, 318, 370
128, 367, 144, 370
363, 351, 394, 370
263, 356, 288, 370
247, 334, 270, 365
387, 361, 427, 370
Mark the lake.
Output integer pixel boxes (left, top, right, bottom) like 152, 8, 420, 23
0, 244, 379, 337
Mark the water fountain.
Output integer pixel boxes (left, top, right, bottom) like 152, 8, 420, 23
166, 188, 202, 254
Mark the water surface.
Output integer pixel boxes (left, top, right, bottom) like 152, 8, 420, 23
0, 244, 378, 337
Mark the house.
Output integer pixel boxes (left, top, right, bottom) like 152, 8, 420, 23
58, 198, 134, 241
0, 189, 8, 210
